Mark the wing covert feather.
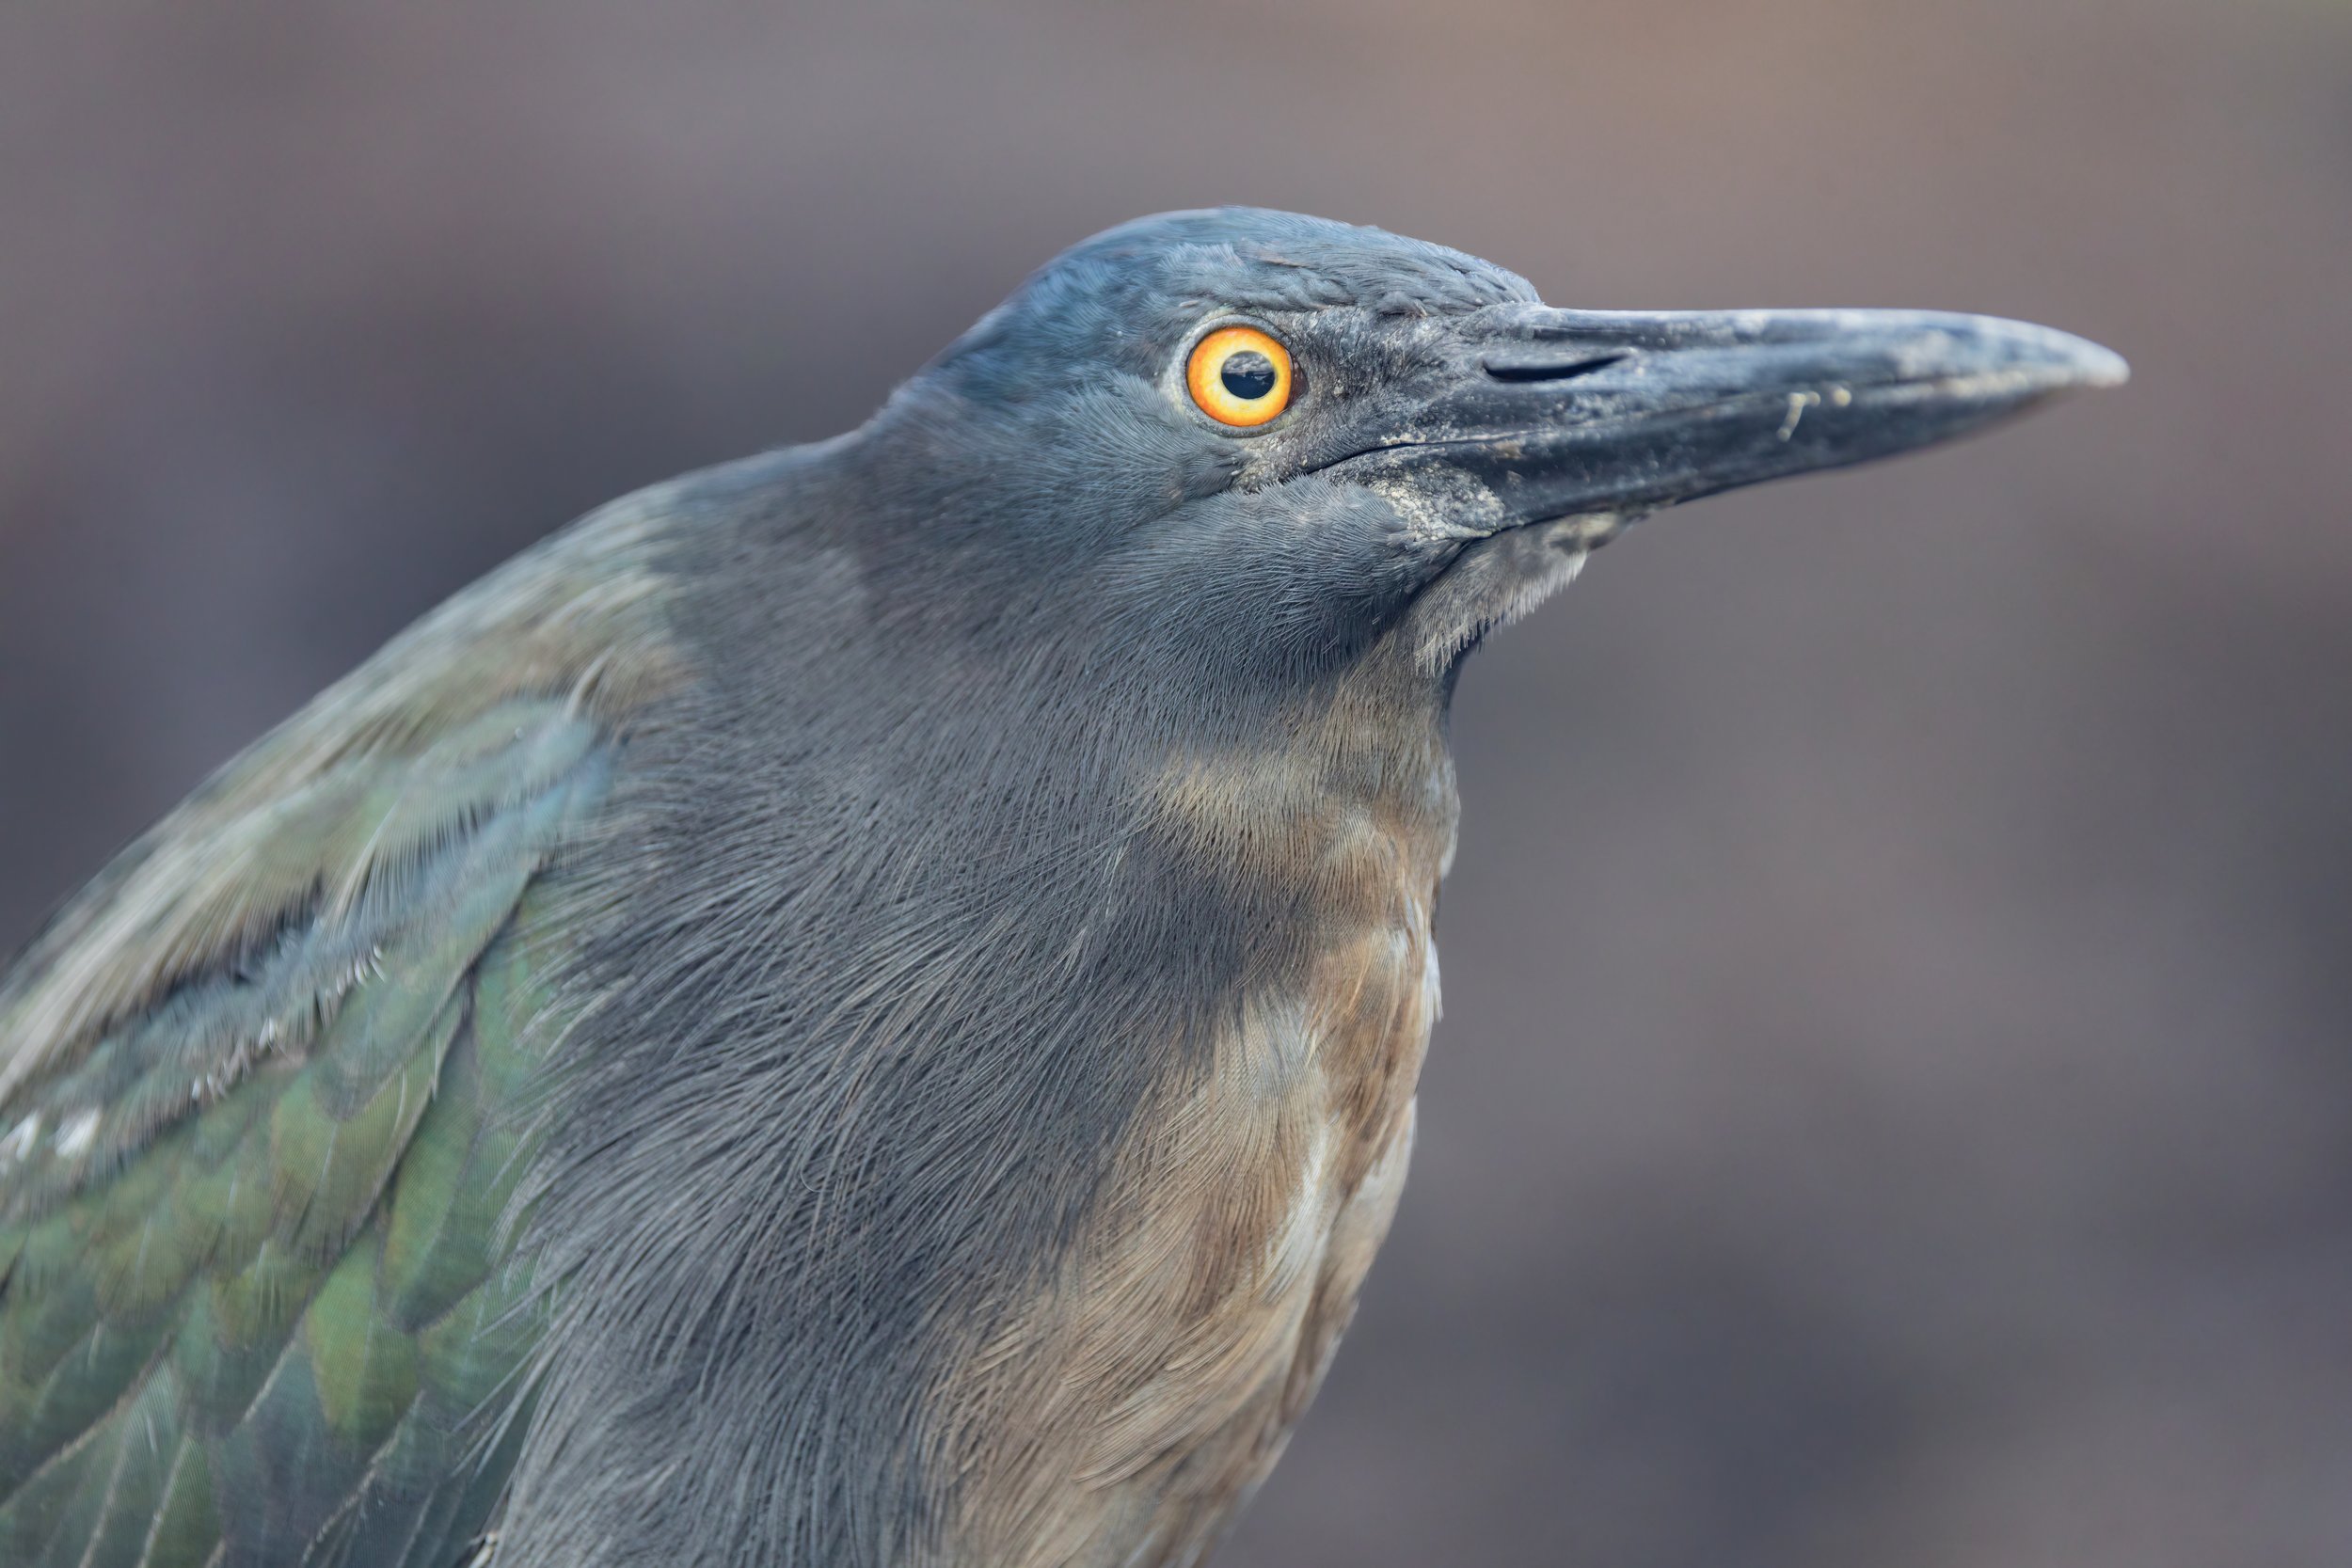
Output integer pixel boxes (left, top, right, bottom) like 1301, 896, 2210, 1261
0, 468, 704, 1565
0, 710, 607, 1565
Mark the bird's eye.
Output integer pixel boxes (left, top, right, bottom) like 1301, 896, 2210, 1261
1186, 325, 1294, 428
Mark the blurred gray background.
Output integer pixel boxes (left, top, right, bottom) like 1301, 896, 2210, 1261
3, 2, 2347, 1563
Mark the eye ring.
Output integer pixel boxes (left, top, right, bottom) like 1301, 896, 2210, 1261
1186, 325, 1295, 428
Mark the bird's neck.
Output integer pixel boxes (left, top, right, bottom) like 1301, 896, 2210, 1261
1139, 670, 1458, 920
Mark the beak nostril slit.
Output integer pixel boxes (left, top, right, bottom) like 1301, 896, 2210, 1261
1482, 351, 1631, 384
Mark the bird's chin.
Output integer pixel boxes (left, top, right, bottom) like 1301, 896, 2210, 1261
1401, 509, 1639, 675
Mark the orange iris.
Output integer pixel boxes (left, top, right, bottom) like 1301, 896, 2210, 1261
1185, 325, 1294, 427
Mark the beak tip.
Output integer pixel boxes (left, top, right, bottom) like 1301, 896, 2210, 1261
2062, 337, 2132, 390
2006, 321, 2128, 391
1942, 319, 2129, 414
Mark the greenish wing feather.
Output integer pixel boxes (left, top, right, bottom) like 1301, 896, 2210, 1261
0, 700, 611, 1568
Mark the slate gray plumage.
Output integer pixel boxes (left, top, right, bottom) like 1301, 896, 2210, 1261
0, 208, 2124, 1566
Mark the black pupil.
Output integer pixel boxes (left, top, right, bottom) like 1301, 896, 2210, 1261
1219, 350, 1278, 401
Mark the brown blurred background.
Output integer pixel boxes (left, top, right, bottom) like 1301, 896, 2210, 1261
3, 2, 2347, 1562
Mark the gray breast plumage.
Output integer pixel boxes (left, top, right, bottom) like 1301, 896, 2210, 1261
935, 726, 1453, 1568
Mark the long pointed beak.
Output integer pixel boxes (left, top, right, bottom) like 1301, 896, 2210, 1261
1330, 304, 2127, 537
